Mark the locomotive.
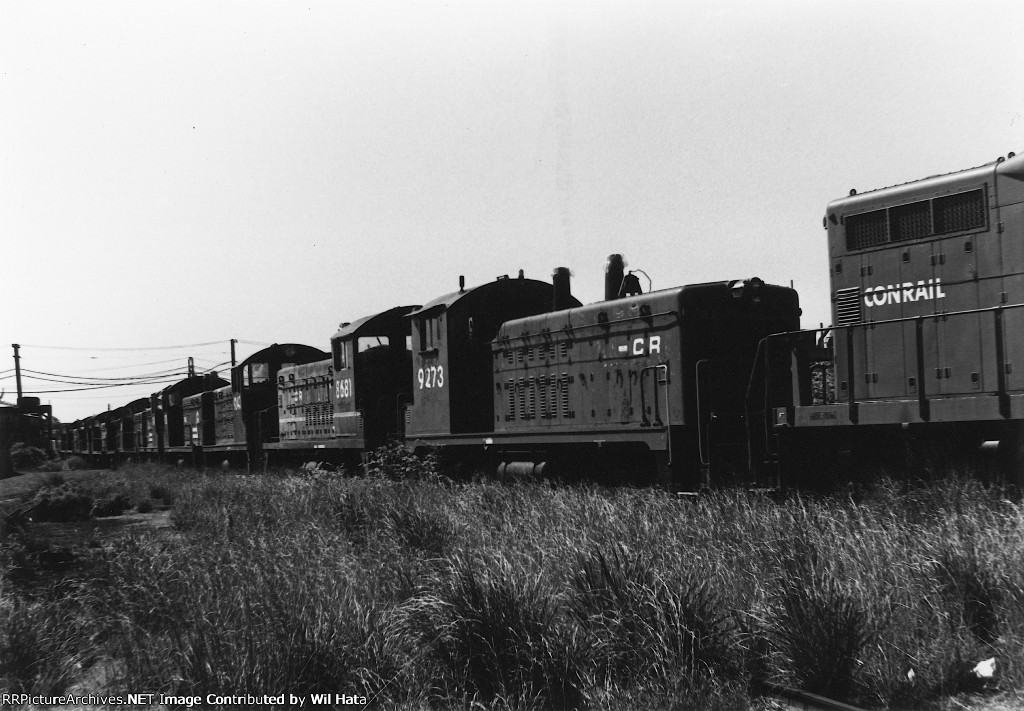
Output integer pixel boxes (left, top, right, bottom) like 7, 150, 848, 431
57, 152, 1024, 488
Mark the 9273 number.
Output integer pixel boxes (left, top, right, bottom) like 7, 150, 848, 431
418, 365, 444, 389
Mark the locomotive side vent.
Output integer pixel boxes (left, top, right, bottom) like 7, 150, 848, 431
835, 287, 862, 327
934, 189, 985, 234
846, 209, 888, 250
890, 200, 931, 242
565, 372, 573, 417
518, 377, 527, 420
845, 188, 987, 251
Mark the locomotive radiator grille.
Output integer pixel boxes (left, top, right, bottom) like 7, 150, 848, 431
845, 188, 987, 251
934, 189, 985, 233
507, 379, 515, 421
528, 378, 536, 419
890, 200, 931, 241
846, 209, 888, 250
835, 287, 862, 327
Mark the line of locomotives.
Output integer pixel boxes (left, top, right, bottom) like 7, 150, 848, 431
59, 152, 1024, 490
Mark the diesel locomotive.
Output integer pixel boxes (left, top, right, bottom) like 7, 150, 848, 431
56, 151, 1024, 489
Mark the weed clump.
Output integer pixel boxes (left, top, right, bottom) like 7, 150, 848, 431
762, 557, 879, 700
25, 484, 93, 522
363, 442, 439, 480
571, 544, 739, 688
413, 552, 585, 708
90, 492, 131, 518
10, 443, 49, 469
0, 596, 92, 694
64, 456, 87, 471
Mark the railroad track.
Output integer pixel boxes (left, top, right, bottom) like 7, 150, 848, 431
756, 678, 868, 711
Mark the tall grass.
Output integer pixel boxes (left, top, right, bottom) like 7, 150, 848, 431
2, 459, 1024, 709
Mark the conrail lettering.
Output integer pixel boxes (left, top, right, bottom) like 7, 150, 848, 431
862, 278, 946, 307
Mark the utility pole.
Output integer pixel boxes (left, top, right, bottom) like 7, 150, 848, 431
188, 357, 196, 378
11, 344, 22, 400
230, 338, 237, 367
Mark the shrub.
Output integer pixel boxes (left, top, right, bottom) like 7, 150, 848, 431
10, 443, 47, 469
147, 483, 174, 504
25, 484, 93, 522
364, 442, 439, 480
91, 492, 131, 518
64, 456, 87, 471
40, 471, 65, 486
37, 460, 65, 474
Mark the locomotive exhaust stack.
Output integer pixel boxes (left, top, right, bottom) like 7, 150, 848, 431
552, 266, 572, 311
605, 254, 625, 301
604, 253, 643, 300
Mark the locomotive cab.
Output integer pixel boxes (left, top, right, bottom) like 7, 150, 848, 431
405, 275, 581, 441
329, 305, 419, 452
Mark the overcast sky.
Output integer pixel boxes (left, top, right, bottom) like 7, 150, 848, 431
2, 0, 1023, 422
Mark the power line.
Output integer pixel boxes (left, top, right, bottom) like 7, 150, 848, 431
18, 352, 228, 363
18, 340, 229, 352
11, 372, 188, 387
22, 375, 193, 394
18, 367, 191, 382
73, 356, 223, 372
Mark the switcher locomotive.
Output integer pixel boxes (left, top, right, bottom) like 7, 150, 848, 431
58, 152, 1024, 489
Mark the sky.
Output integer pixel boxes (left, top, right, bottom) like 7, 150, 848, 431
2, 0, 1023, 422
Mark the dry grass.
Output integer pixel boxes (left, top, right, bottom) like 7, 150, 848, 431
1, 456, 1022, 709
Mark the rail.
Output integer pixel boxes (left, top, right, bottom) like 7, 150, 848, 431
754, 677, 869, 711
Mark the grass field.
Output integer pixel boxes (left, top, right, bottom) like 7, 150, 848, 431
2, 449, 1023, 710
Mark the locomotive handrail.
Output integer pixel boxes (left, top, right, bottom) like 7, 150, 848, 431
640, 363, 673, 465
752, 300, 1024, 422
759, 299, 1024, 341
695, 359, 711, 467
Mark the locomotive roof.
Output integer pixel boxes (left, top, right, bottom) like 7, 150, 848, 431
408, 277, 565, 318
236, 343, 328, 368
332, 305, 419, 341
409, 276, 585, 319
157, 373, 229, 396
828, 151, 1024, 214
124, 397, 149, 412
496, 278, 796, 336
